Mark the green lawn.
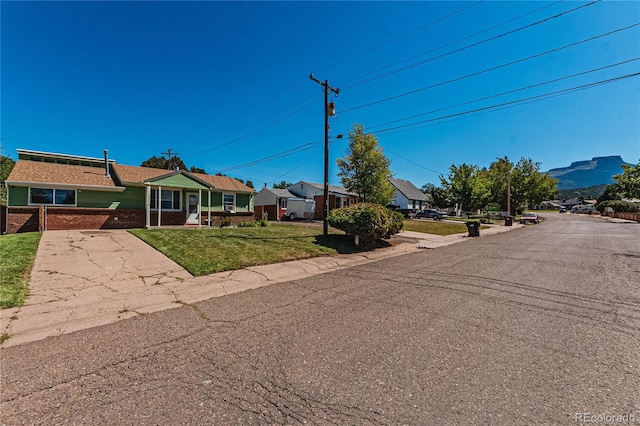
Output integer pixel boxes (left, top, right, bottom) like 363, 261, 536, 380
0, 232, 42, 309
129, 225, 373, 276
403, 219, 469, 236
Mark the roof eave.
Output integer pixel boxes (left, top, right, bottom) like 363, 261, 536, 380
6, 180, 126, 192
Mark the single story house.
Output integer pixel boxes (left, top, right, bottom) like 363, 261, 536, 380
560, 198, 596, 209
389, 177, 429, 212
535, 200, 563, 210
254, 187, 296, 221
4, 149, 255, 233
286, 181, 359, 218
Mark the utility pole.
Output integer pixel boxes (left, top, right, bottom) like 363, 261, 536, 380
507, 170, 512, 216
161, 148, 176, 170
309, 74, 339, 236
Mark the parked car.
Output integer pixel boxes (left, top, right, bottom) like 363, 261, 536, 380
415, 209, 448, 220
386, 205, 415, 218
559, 207, 567, 213
520, 212, 540, 224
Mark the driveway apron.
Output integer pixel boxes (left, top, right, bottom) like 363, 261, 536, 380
2, 230, 193, 346
1, 229, 425, 347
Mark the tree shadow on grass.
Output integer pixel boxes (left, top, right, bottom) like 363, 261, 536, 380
312, 234, 393, 254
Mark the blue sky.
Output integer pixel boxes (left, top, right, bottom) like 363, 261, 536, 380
2, 1, 639, 188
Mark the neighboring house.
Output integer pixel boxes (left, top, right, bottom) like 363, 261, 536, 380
254, 187, 296, 221
389, 177, 429, 211
286, 181, 359, 218
560, 198, 595, 209
536, 200, 563, 210
4, 149, 255, 233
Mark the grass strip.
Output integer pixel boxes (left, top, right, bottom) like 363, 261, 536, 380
0, 232, 42, 309
129, 225, 370, 276
403, 220, 470, 236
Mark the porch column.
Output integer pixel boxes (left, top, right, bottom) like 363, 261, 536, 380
198, 189, 202, 228
145, 184, 151, 228
207, 189, 211, 227
157, 185, 162, 227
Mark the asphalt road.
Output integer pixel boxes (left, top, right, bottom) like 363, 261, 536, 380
1, 214, 638, 425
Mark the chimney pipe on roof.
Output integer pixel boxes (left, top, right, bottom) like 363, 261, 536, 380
104, 150, 110, 178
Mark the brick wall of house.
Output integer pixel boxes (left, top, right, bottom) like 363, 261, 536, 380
7, 207, 40, 234
7, 206, 258, 233
313, 195, 324, 218
254, 205, 265, 220
0, 205, 6, 234
200, 212, 255, 226
261, 205, 278, 221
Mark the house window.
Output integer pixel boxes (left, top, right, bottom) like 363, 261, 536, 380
30, 188, 76, 206
279, 198, 287, 209
223, 193, 235, 211
151, 189, 181, 210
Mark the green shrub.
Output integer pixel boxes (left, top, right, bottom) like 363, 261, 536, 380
327, 203, 404, 247
238, 219, 269, 227
219, 216, 232, 228
596, 200, 639, 213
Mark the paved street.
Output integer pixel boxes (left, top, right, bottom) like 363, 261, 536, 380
1, 214, 638, 425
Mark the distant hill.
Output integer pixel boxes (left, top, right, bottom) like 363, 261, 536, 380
557, 184, 608, 201
546, 156, 633, 190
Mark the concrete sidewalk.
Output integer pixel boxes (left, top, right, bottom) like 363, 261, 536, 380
1, 222, 521, 348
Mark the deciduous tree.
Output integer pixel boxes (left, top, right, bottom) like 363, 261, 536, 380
337, 124, 394, 205
0, 154, 15, 204
612, 162, 640, 198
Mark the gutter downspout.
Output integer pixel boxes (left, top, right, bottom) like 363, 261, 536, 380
4, 182, 9, 234
145, 184, 151, 228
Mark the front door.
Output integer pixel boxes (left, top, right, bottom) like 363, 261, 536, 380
186, 193, 199, 224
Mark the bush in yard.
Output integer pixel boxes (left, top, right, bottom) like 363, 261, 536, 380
238, 219, 269, 227
219, 215, 232, 228
327, 203, 404, 247
596, 200, 639, 213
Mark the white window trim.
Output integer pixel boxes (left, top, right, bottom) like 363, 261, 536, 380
28, 187, 77, 207
150, 188, 182, 212
223, 193, 236, 212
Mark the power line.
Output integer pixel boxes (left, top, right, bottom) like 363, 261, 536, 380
385, 149, 445, 176
181, 1, 588, 162
270, 149, 323, 185
208, 69, 638, 176
369, 72, 640, 135
313, 1, 485, 74
216, 140, 322, 174
336, 1, 562, 89
182, 2, 554, 160
340, 0, 601, 89
181, 97, 318, 158
368, 57, 640, 131
341, 23, 640, 114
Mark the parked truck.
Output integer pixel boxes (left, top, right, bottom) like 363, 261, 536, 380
283, 198, 316, 220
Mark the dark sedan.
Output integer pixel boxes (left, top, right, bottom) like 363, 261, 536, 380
415, 209, 448, 220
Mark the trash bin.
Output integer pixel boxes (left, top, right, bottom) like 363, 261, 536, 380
465, 221, 480, 237
504, 215, 513, 226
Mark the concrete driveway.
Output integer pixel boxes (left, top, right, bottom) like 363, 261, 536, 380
1, 229, 424, 347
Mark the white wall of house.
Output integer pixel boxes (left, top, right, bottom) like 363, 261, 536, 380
287, 182, 321, 199
391, 190, 426, 210
255, 188, 277, 206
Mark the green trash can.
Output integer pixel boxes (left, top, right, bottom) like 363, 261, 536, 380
465, 221, 480, 237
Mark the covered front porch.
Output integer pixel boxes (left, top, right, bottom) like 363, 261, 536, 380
143, 171, 215, 228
